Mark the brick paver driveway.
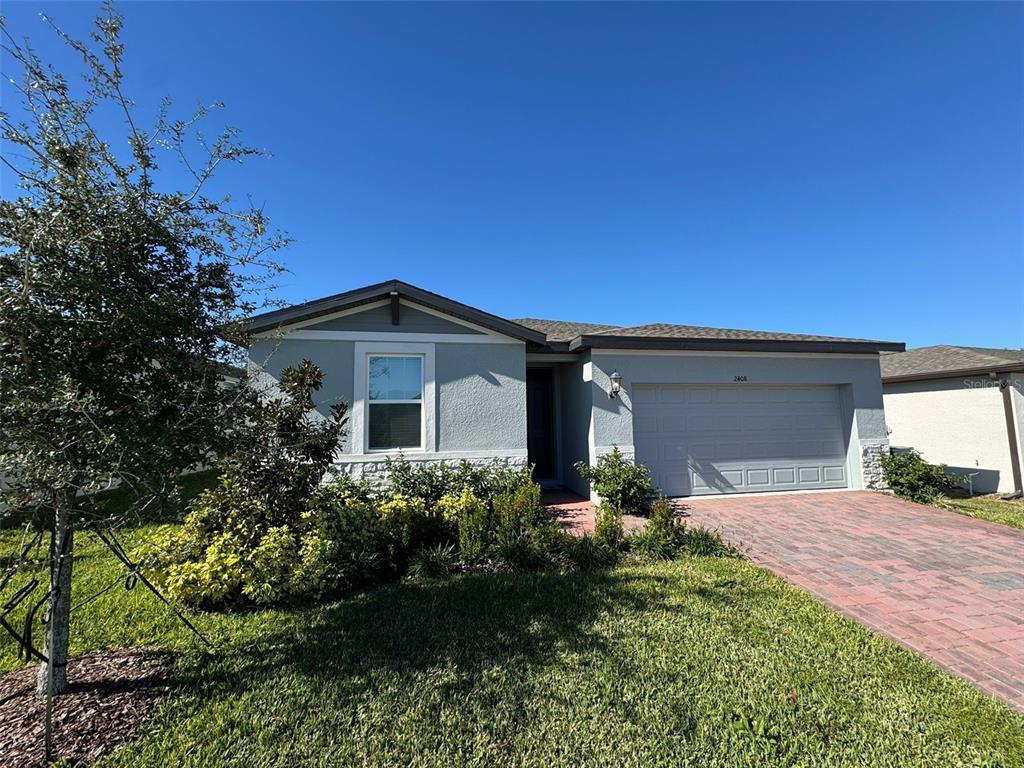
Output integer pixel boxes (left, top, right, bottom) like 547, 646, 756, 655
680, 491, 1024, 712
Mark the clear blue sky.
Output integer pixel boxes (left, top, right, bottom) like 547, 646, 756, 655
3, 2, 1022, 349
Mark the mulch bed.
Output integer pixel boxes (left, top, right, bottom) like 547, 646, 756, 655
0, 648, 170, 768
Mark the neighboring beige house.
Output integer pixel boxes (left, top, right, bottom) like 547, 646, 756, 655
881, 346, 1024, 495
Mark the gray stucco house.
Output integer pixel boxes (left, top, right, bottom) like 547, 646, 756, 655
245, 279, 904, 499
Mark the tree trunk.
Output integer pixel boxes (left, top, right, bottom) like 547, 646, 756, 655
36, 487, 75, 697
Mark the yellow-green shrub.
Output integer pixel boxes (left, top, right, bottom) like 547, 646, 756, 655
145, 473, 386, 607
242, 526, 298, 605
438, 487, 490, 562
378, 493, 448, 570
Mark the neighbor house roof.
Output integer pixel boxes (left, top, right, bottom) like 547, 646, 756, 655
245, 279, 904, 354
880, 345, 1024, 382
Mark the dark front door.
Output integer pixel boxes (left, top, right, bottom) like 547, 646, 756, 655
526, 368, 557, 480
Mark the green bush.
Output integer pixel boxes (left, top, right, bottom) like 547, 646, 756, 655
492, 527, 553, 573
593, 503, 624, 550
575, 447, 655, 515
302, 476, 384, 590
386, 456, 534, 509
147, 471, 386, 607
881, 449, 959, 504
144, 361, 356, 608
629, 498, 686, 560
438, 486, 491, 563
493, 482, 545, 538
378, 492, 449, 572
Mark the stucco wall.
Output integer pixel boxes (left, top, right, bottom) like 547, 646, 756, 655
435, 343, 527, 452
586, 351, 889, 491
557, 355, 592, 497
883, 376, 1020, 494
248, 335, 528, 476
249, 337, 356, 450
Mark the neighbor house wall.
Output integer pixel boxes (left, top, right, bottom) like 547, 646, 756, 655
586, 351, 889, 493
883, 376, 1019, 494
1014, 377, 1024, 490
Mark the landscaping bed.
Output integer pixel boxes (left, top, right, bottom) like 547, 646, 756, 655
0, 648, 169, 768
2, 525, 1023, 767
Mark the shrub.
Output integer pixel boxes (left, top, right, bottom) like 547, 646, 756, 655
438, 486, 491, 563
145, 361, 355, 607
681, 526, 740, 558
378, 493, 448, 571
386, 455, 534, 510
408, 543, 458, 580
492, 528, 552, 573
561, 532, 619, 570
386, 457, 472, 508
881, 449, 960, 504
493, 482, 545, 538
575, 447, 655, 515
629, 498, 686, 560
301, 477, 384, 591
242, 525, 298, 604
593, 503, 624, 550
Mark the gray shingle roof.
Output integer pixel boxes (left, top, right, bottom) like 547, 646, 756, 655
512, 318, 622, 342
514, 317, 890, 345
880, 345, 1024, 380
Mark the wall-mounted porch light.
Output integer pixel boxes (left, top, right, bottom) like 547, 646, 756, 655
609, 370, 622, 399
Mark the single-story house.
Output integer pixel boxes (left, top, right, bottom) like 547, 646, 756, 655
881, 346, 1024, 495
244, 279, 904, 499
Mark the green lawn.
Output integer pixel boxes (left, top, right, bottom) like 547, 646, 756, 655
2, 521, 1023, 767
945, 494, 1024, 529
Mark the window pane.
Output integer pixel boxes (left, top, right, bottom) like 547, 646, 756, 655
368, 403, 422, 449
368, 356, 422, 401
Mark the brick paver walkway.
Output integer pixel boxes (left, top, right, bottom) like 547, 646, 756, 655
680, 491, 1024, 712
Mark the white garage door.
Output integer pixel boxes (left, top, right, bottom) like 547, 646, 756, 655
633, 385, 849, 496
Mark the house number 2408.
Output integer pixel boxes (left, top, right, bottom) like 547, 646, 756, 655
733, 375, 748, 382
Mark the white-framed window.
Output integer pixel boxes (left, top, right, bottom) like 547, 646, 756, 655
367, 354, 424, 450
352, 341, 436, 455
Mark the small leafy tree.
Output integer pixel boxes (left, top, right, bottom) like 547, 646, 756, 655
147, 361, 353, 607
575, 447, 656, 515
0, 5, 286, 695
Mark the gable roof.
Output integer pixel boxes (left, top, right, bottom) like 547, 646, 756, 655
881, 345, 1024, 382
246, 280, 903, 354
244, 279, 547, 343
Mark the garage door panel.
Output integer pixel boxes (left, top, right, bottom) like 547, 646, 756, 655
634, 384, 849, 496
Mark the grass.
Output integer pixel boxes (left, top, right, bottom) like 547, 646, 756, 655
2, 508, 1023, 766
944, 494, 1024, 529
